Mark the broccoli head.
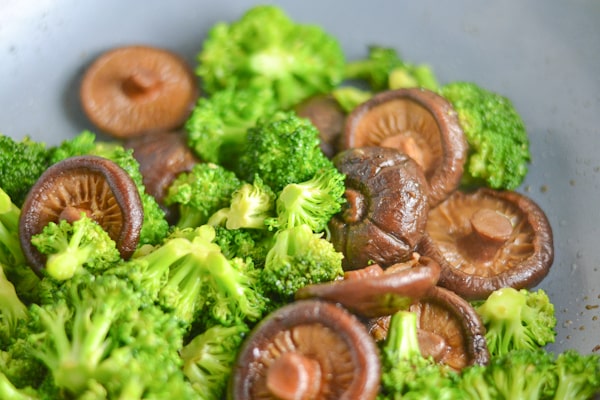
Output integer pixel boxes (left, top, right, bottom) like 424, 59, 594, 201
185, 84, 278, 168
475, 287, 556, 358
0, 264, 28, 348
261, 224, 343, 299
441, 81, 531, 190
196, 5, 346, 109
165, 162, 243, 229
30, 215, 122, 281
0, 188, 25, 268
212, 226, 274, 269
237, 111, 334, 192
0, 135, 50, 207
266, 167, 346, 234
552, 350, 600, 400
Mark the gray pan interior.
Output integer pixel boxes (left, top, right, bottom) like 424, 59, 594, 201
1, 0, 599, 355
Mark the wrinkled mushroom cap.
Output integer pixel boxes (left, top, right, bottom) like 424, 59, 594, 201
420, 188, 554, 300
19, 156, 143, 275
329, 146, 429, 270
230, 300, 381, 400
80, 45, 198, 138
343, 88, 467, 207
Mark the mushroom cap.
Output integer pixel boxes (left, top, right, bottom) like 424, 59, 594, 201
80, 45, 198, 138
295, 255, 441, 318
343, 88, 467, 207
329, 146, 429, 270
229, 299, 381, 400
409, 286, 490, 370
419, 188, 554, 300
19, 156, 143, 275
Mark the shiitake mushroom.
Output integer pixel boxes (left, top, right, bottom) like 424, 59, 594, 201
19, 156, 143, 275
329, 146, 429, 270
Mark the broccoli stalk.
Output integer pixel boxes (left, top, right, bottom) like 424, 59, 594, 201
196, 5, 345, 109
553, 350, 600, 400
30, 215, 122, 281
260, 224, 343, 299
379, 310, 463, 399
0, 264, 28, 346
441, 81, 531, 190
180, 323, 249, 399
475, 287, 556, 358
0, 188, 25, 267
0, 372, 39, 400
165, 162, 243, 229
266, 167, 346, 233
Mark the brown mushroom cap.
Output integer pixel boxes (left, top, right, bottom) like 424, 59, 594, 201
124, 130, 199, 222
80, 45, 198, 138
329, 146, 429, 270
343, 88, 467, 207
19, 156, 143, 275
294, 94, 346, 158
230, 300, 381, 400
419, 188, 554, 300
295, 255, 441, 318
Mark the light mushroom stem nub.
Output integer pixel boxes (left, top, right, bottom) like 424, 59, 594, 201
461, 208, 513, 261
122, 69, 160, 99
266, 352, 322, 400
58, 206, 92, 224
342, 188, 366, 223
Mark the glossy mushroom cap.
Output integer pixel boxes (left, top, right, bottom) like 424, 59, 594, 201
19, 156, 143, 275
343, 88, 467, 207
419, 188, 554, 300
329, 146, 429, 270
80, 45, 198, 138
230, 300, 381, 400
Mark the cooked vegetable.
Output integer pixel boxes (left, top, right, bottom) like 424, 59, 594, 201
196, 5, 345, 109
441, 81, 531, 190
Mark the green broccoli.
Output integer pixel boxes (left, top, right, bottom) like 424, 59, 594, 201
552, 350, 600, 400
185, 84, 279, 168
331, 86, 373, 113
165, 162, 243, 229
0, 135, 50, 207
441, 81, 531, 190
265, 167, 346, 233
345, 45, 439, 92
260, 224, 343, 299
0, 371, 40, 400
475, 287, 556, 358
237, 111, 335, 192
181, 322, 249, 400
196, 5, 345, 109
0, 188, 25, 268
379, 310, 464, 399
1, 326, 47, 391
209, 176, 276, 230
30, 215, 122, 281
0, 264, 28, 347
212, 226, 274, 269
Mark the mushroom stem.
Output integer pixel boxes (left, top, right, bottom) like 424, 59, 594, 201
460, 208, 513, 262
122, 69, 160, 99
341, 188, 367, 223
380, 133, 428, 171
266, 352, 322, 400
58, 205, 92, 224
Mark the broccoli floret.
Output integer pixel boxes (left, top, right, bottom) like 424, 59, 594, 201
552, 350, 600, 400
379, 310, 464, 399
475, 287, 556, 358
196, 5, 345, 109
0, 264, 28, 347
165, 162, 243, 229
441, 81, 530, 190
0, 188, 25, 268
237, 111, 334, 192
0, 325, 47, 391
212, 226, 274, 268
345, 45, 439, 92
0, 371, 40, 400
30, 215, 121, 281
47, 130, 96, 165
0, 135, 50, 207
209, 176, 276, 230
186, 85, 279, 168
265, 167, 346, 233
261, 224, 343, 299
181, 322, 249, 399
331, 86, 373, 113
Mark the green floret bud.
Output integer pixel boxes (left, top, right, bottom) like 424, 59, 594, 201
212, 226, 274, 268
186, 85, 278, 168
266, 167, 346, 233
441, 81, 530, 190
476, 287, 556, 358
166, 163, 243, 229
552, 350, 600, 400
237, 111, 334, 192
0, 371, 40, 400
0, 264, 28, 347
0, 188, 25, 267
209, 176, 276, 230
30, 215, 121, 281
197, 5, 345, 109
261, 224, 343, 299
331, 86, 373, 113
0, 135, 50, 207
181, 323, 249, 399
